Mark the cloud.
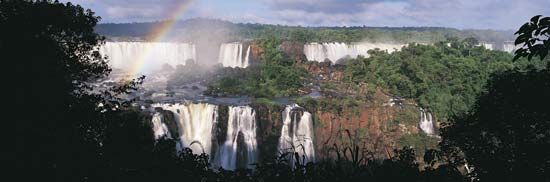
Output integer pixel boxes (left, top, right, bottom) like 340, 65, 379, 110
62, 0, 550, 29
265, 0, 371, 14
262, 0, 550, 29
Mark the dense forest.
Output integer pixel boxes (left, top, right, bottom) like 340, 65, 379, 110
96, 18, 515, 45
10, 0, 549, 182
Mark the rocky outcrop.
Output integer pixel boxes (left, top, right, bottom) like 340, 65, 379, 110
249, 42, 263, 64
280, 41, 307, 64
251, 103, 284, 161
301, 62, 345, 81
314, 104, 396, 159
308, 91, 426, 160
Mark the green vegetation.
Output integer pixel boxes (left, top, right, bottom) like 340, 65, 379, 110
96, 18, 514, 44
12, 0, 549, 181
392, 106, 421, 126
343, 39, 547, 120
440, 69, 550, 181
207, 36, 307, 98
397, 133, 439, 152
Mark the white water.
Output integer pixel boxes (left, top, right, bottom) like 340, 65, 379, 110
152, 103, 218, 154
214, 106, 258, 170
419, 109, 435, 135
99, 42, 196, 73
151, 112, 171, 139
478, 43, 493, 50
503, 42, 518, 53
304, 42, 404, 63
218, 43, 250, 68
278, 104, 316, 165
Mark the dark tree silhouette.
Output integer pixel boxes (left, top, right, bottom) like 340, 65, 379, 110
10, 1, 545, 182
5, 1, 143, 181
514, 15, 550, 61
440, 15, 550, 182
440, 70, 550, 181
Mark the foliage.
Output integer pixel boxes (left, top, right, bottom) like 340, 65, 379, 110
342, 39, 547, 120
438, 16, 550, 181
7, 1, 143, 181
12, 1, 546, 181
514, 15, 550, 61
95, 18, 515, 45
440, 69, 550, 181
397, 133, 440, 154
295, 96, 318, 112
392, 106, 421, 126
207, 35, 306, 98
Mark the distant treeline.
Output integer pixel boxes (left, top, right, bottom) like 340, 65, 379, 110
95, 18, 515, 44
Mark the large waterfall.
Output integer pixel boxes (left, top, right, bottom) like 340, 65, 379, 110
150, 103, 316, 169
213, 106, 258, 170
152, 103, 218, 154
218, 43, 250, 68
278, 104, 316, 165
304, 42, 404, 63
419, 109, 435, 135
99, 42, 196, 73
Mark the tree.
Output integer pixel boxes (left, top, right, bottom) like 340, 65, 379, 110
5, 1, 142, 181
440, 70, 550, 181
514, 15, 550, 61
440, 15, 550, 182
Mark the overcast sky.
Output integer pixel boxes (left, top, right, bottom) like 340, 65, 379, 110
61, 0, 549, 30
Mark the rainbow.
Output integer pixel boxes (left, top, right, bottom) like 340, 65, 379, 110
124, 0, 194, 79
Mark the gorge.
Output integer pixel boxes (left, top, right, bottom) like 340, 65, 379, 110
93, 22, 524, 172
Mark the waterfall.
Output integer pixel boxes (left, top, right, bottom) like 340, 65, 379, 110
213, 106, 258, 170
278, 104, 315, 165
304, 42, 404, 63
218, 43, 250, 68
244, 45, 251, 68
99, 42, 196, 73
151, 103, 218, 154
419, 109, 435, 135
478, 43, 493, 50
151, 112, 171, 139
502, 42, 518, 53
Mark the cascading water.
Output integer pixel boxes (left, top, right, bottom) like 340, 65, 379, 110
151, 112, 171, 139
478, 43, 493, 50
99, 42, 196, 73
304, 42, 348, 63
419, 109, 435, 135
151, 103, 218, 154
218, 43, 250, 68
278, 104, 316, 165
304, 42, 404, 63
502, 42, 518, 53
213, 106, 258, 170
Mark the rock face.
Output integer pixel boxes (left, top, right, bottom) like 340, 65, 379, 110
302, 62, 345, 81
249, 42, 263, 65
314, 104, 396, 159
247, 103, 282, 161
281, 41, 308, 64
149, 98, 428, 167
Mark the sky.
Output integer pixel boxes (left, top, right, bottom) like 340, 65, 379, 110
62, 0, 549, 30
